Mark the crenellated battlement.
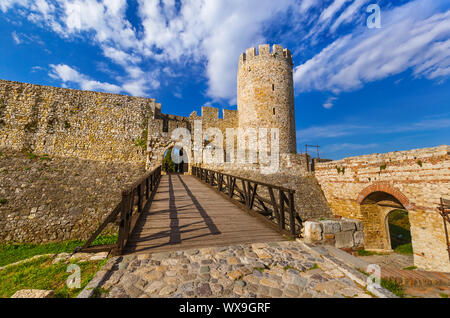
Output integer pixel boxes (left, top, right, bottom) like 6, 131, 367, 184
239, 44, 293, 66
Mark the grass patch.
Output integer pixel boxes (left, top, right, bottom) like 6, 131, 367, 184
0, 235, 117, 267
380, 278, 405, 297
24, 150, 37, 160
440, 293, 448, 298
283, 265, 301, 272
0, 198, 7, 205
0, 255, 107, 298
91, 287, 110, 298
357, 250, 378, 256
388, 210, 412, 251
403, 266, 417, 271
39, 154, 51, 161
307, 263, 320, 270
394, 243, 413, 255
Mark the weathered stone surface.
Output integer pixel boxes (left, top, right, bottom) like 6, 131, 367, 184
228, 270, 243, 280
304, 221, 323, 241
82, 241, 378, 298
335, 231, 355, 249
11, 289, 54, 298
353, 231, 364, 247
321, 220, 341, 234
339, 220, 356, 232
315, 145, 450, 272
0, 148, 145, 244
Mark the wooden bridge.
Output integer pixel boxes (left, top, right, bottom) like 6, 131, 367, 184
77, 166, 301, 255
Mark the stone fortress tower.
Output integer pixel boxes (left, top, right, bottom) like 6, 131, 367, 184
237, 44, 297, 154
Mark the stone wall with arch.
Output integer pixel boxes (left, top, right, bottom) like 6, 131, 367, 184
315, 145, 450, 272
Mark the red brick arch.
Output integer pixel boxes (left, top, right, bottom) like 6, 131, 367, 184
356, 182, 414, 210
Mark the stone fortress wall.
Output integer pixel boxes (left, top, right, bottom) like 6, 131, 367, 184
314, 146, 450, 272
0, 80, 154, 164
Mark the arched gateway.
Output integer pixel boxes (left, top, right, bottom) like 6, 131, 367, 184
357, 182, 413, 252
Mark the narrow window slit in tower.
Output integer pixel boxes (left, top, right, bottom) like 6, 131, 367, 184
273, 108, 276, 115
272, 84, 275, 91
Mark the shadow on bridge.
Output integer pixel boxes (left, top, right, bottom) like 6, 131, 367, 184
124, 174, 284, 255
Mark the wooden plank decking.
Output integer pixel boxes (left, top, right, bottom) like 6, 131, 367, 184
124, 174, 285, 254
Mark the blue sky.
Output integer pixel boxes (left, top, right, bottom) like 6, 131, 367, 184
0, 0, 449, 159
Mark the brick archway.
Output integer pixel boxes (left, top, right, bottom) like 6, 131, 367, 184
356, 182, 414, 210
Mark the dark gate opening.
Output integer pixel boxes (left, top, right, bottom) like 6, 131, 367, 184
163, 147, 188, 174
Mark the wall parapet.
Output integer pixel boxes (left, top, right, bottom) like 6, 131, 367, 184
239, 44, 293, 66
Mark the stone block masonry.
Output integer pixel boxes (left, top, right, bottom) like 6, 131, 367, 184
302, 218, 364, 249
314, 146, 450, 272
0, 79, 155, 164
0, 148, 145, 243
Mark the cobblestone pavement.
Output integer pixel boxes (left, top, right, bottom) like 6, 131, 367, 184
94, 241, 374, 298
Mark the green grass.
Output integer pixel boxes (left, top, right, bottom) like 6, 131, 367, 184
307, 263, 320, 270
440, 293, 448, 298
357, 250, 378, 256
91, 287, 110, 298
0, 255, 107, 298
403, 266, 417, 270
0, 235, 118, 267
39, 154, 51, 161
394, 243, 413, 255
135, 137, 146, 148
23, 150, 37, 160
380, 278, 405, 297
0, 198, 7, 205
356, 249, 389, 256
388, 210, 412, 254
283, 265, 302, 272
356, 269, 405, 297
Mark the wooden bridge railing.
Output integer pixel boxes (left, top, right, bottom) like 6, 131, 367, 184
75, 166, 162, 255
438, 198, 450, 261
192, 166, 302, 239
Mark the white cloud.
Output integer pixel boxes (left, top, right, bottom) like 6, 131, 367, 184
136, 0, 294, 102
297, 116, 450, 142
323, 96, 337, 109
2, 0, 294, 102
0, 0, 28, 13
11, 31, 21, 44
297, 124, 368, 142
294, 0, 450, 94
2, 0, 450, 104
49, 64, 122, 94
330, 0, 369, 33
319, 0, 351, 22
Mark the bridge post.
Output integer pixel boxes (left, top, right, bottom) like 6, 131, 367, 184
288, 192, 296, 238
